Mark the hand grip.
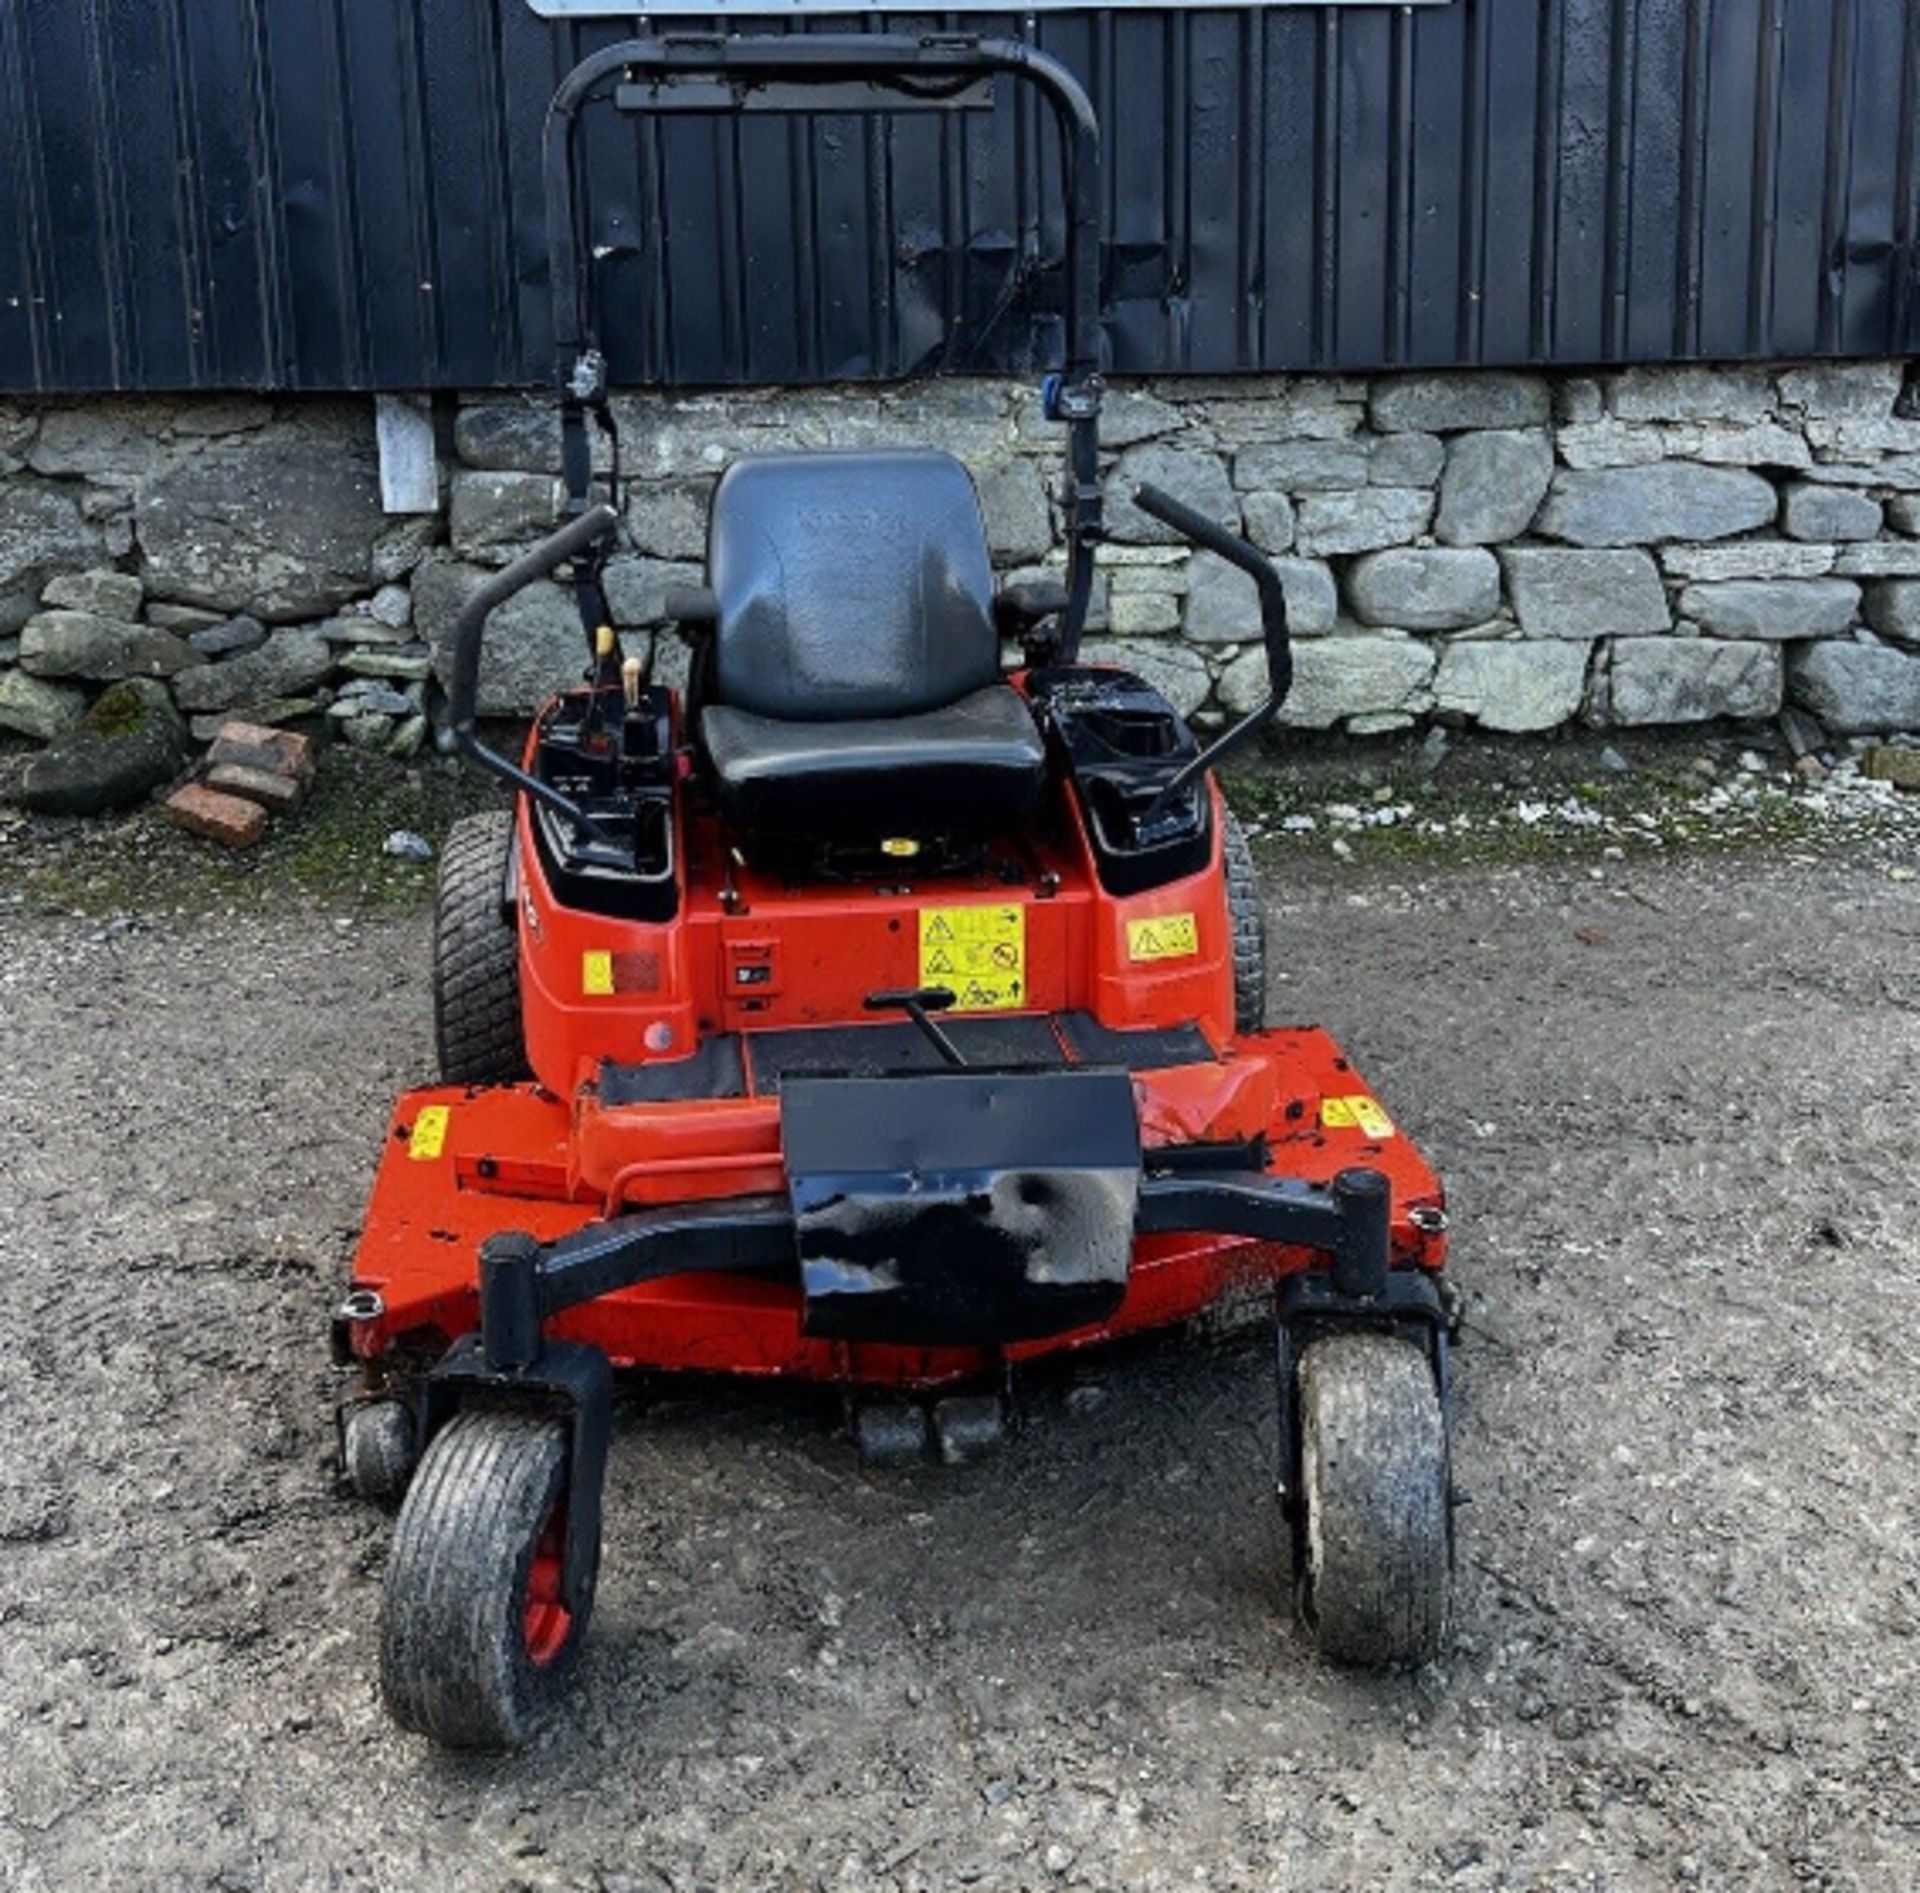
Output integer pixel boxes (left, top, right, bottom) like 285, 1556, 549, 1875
1131, 482, 1291, 705
447, 504, 621, 738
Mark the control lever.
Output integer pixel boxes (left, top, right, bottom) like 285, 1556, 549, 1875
864, 986, 966, 1068
1129, 482, 1294, 828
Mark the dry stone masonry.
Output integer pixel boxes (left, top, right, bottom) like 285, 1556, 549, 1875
6, 361, 1920, 810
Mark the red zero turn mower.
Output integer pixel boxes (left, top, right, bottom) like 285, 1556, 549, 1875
334, 34, 1458, 1750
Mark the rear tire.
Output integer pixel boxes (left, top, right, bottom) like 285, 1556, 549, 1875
1221, 804, 1268, 1034
380, 1411, 597, 1750
1295, 1332, 1450, 1667
433, 810, 528, 1085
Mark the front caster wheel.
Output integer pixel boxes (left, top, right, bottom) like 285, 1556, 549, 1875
380, 1411, 598, 1750
1294, 1332, 1450, 1667
341, 1397, 417, 1505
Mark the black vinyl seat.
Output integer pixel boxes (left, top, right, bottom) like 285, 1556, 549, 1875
698, 450, 1046, 834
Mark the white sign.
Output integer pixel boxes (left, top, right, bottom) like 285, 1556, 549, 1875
374, 395, 439, 517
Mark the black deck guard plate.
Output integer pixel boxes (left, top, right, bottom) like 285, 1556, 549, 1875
782, 1069, 1142, 1346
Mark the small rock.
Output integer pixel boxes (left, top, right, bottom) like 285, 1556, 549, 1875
1598, 745, 1630, 774
1294, 486, 1434, 558
20, 609, 201, 682
1790, 639, 1920, 734
1346, 547, 1501, 631
170, 627, 332, 713
1435, 429, 1554, 545
188, 614, 269, 659
1369, 371, 1549, 433
41, 568, 144, 618
1537, 463, 1777, 547
341, 713, 394, 750
337, 645, 431, 681
19, 679, 188, 815
1675, 578, 1861, 642
450, 470, 561, 556
386, 713, 428, 759
1780, 481, 1882, 542
319, 613, 416, 648
365, 583, 412, 629
144, 601, 227, 635
384, 829, 434, 864
0, 669, 87, 742
1862, 744, 1920, 790
187, 699, 321, 744
328, 685, 413, 719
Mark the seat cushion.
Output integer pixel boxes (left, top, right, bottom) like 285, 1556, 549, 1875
703, 684, 1046, 834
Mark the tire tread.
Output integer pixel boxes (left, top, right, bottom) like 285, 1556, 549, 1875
380, 1410, 592, 1750
1297, 1331, 1450, 1667
1221, 804, 1269, 1035
433, 811, 528, 1086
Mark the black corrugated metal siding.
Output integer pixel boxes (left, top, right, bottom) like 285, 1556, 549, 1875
3, 1, 1917, 395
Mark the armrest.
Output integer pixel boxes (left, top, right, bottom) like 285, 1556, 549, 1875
663, 585, 719, 634
993, 579, 1071, 641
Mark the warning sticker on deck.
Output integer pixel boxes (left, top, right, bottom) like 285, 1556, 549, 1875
1126, 912, 1199, 962
409, 1105, 451, 1161
1320, 1095, 1396, 1139
920, 904, 1026, 1011
581, 949, 614, 996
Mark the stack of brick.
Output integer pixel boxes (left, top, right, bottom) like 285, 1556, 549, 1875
162, 719, 314, 850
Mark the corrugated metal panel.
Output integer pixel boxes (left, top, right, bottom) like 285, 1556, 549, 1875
2, 0, 1917, 394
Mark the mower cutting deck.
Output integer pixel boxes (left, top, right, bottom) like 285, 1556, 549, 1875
334, 32, 1459, 1751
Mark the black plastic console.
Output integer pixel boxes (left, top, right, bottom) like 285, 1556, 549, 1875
530, 685, 679, 921
1026, 667, 1213, 895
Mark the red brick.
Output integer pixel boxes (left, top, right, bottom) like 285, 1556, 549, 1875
208, 720, 314, 783
205, 761, 307, 811
164, 782, 268, 850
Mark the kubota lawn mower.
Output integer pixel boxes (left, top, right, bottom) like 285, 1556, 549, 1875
333, 33, 1457, 1750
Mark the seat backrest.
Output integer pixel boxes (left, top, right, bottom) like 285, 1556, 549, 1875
708, 450, 999, 721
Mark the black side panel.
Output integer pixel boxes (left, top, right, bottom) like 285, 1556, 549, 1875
1026, 668, 1212, 897
747, 1016, 1067, 1088
598, 1012, 1219, 1107
599, 1037, 746, 1105
1057, 1014, 1216, 1069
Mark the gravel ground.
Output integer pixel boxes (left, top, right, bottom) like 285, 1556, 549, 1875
4, 807, 1920, 1890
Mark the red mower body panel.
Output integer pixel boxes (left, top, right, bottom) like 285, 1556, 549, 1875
344, 753, 1446, 1392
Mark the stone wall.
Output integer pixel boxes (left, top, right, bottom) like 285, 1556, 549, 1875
6, 362, 1920, 789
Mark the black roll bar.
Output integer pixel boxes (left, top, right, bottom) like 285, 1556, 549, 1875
542, 32, 1107, 655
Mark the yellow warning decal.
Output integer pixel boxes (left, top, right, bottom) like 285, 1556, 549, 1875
920, 903, 1026, 1011
1126, 912, 1199, 963
1320, 1095, 1396, 1139
582, 949, 614, 996
409, 1105, 451, 1161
